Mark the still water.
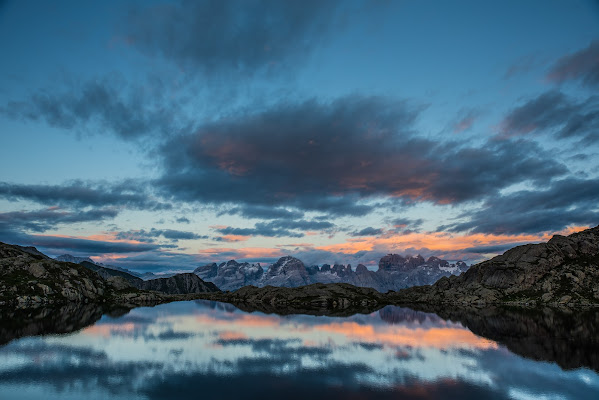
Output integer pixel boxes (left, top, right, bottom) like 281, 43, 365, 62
0, 301, 598, 399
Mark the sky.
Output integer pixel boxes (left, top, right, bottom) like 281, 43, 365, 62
0, 0, 598, 273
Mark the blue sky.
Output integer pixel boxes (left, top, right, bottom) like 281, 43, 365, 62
0, 0, 598, 272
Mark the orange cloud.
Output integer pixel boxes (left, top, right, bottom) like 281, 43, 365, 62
195, 313, 280, 329
316, 225, 590, 257
218, 235, 251, 242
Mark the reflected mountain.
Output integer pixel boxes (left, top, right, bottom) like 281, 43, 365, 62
0, 303, 104, 346
405, 304, 599, 372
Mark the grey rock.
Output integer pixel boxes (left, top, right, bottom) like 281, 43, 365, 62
261, 256, 310, 287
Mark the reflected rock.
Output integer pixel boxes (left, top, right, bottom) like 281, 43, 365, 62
0, 303, 104, 345
410, 304, 599, 372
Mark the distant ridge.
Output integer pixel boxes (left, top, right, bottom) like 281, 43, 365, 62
54, 254, 175, 280
194, 254, 469, 292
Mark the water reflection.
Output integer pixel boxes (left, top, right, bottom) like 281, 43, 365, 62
0, 301, 597, 399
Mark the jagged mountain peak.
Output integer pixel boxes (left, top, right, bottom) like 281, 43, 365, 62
195, 253, 468, 292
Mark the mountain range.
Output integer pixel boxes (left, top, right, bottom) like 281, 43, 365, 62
1, 224, 598, 311
194, 254, 469, 292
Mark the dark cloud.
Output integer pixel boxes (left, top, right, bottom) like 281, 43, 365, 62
176, 217, 191, 224
1, 77, 182, 140
0, 207, 118, 232
350, 227, 382, 237
0, 180, 171, 211
124, 0, 341, 77
268, 219, 334, 231
442, 177, 599, 234
157, 95, 565, 214
0, 210, 181, 260
461, 243, 531, 254
547, 40, 599, 88
115, 228, 208, 243
0, 233, 167, 256
500, 90, 599, 143
213, 337, 335, 363
215, 220, 329, 239
147, 330, 196, 341
413, 138, 565, 203
100, 251, 201, 272
391, 217, 424, 228
215, 219, 335, 238
215, 226, 300, 238
221, 205, 304, 220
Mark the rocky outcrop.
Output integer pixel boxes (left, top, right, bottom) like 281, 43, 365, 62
140, 273, 220, 294
391, 225, 599, 306
0, 242, 111, 307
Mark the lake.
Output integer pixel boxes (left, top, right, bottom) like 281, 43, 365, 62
0, 301, 598, 399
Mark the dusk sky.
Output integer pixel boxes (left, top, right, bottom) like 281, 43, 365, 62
1, 0, 598, 273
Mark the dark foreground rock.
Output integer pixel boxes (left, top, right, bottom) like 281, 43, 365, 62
389, 225, 599, 306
